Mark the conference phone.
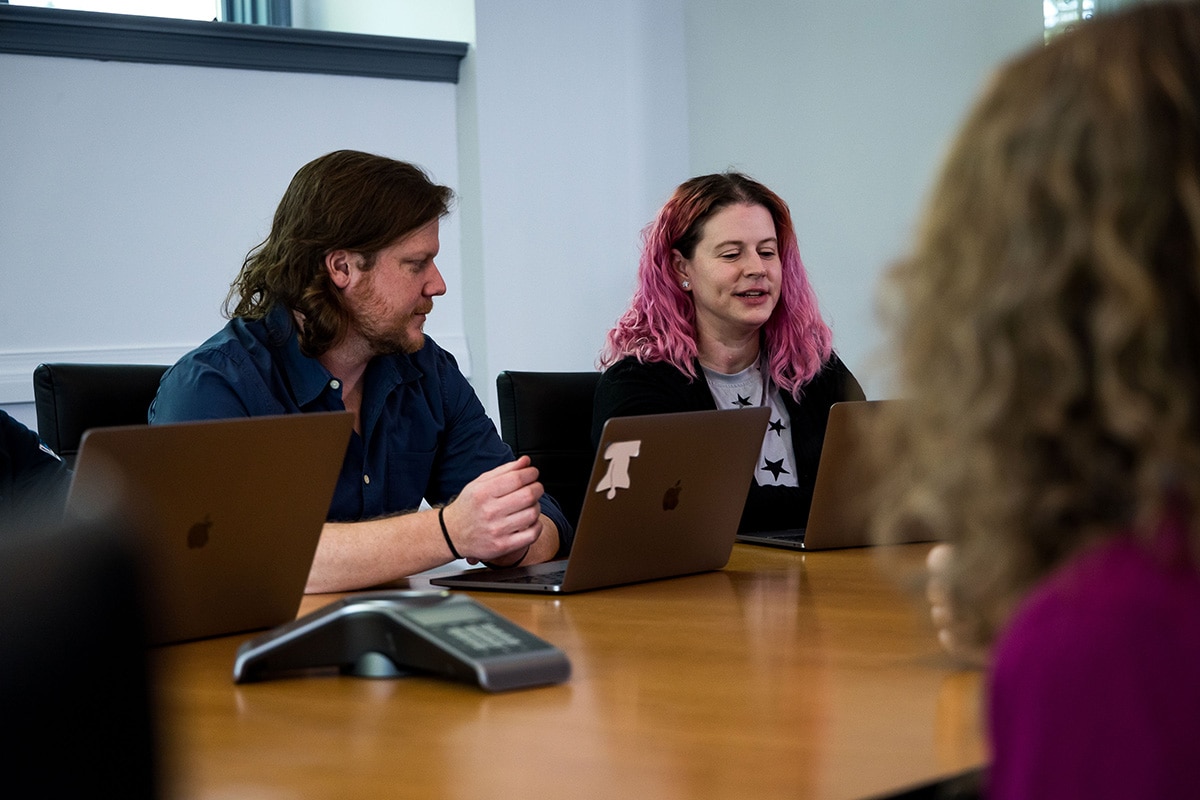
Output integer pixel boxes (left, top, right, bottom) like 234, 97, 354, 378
232, 590, 570, 692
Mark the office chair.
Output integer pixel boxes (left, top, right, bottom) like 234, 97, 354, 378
495, 370, 601, 529
32, 362, 169, 469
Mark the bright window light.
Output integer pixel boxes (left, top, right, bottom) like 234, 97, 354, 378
8, 1, 219, 22
1043, 0, 1095, 40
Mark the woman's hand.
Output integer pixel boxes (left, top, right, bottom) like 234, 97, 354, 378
926, 543, 987, 667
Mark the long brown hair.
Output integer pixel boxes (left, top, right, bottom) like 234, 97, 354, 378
873, 1, 1200, 647
226, 150, 453, 356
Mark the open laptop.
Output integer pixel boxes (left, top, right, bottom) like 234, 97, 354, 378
65, 412, 354, 645
432, 407, 770, 594
737, 400, 927, 551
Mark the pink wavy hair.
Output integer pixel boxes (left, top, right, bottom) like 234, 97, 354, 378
599, 172, 832, 398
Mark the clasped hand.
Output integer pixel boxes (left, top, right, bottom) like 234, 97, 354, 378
442, 456, 545, 565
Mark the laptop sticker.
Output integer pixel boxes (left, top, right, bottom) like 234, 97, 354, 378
595, 440, 640, 499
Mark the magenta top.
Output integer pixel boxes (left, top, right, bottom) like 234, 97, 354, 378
988, 513, 1200, 798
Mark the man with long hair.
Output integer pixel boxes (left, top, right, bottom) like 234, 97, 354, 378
151, 151, 570, 592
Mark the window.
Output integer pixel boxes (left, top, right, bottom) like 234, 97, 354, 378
6, 0, 218, 22
2, 1, 473, 40
1044, 0, 1095, 41
0, 1, 467, 82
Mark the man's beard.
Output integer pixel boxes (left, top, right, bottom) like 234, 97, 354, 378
355, 306, 432, 356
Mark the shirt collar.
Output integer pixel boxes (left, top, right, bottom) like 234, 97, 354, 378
264, 305, 426, 409
264, 305, 336, 408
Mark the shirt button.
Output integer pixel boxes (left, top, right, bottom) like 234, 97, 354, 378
330, 379, 341, 390
363, 474, 371, 485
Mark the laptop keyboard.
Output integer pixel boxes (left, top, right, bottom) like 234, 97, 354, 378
495, 569, 566, 585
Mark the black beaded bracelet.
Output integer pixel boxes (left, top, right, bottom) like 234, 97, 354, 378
438, 505, 462, 560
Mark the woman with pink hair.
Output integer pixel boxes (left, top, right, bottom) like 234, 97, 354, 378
594, 172, 862, 533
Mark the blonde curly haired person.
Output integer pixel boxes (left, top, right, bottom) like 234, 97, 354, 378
872, 2, 1200, 796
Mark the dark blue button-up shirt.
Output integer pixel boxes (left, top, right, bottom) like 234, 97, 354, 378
149, 306, 571, 555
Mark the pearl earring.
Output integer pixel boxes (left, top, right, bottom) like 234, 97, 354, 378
681, 280, 691, 290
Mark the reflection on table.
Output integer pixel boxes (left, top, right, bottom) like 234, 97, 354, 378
153, 543, 985, 800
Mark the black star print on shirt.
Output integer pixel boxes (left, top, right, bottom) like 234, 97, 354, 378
735, 394, 753, 407
762, 458, 790, 481
768, 418, 786, 436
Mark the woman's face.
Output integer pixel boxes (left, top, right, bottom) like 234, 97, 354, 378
672, 202, 781, 343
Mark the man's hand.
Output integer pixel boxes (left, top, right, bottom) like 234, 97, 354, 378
441, 456, 545, 563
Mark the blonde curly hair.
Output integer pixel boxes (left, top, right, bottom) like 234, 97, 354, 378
873, 1, 1200, 648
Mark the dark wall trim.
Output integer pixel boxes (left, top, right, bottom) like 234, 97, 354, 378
0, 5, 468, 83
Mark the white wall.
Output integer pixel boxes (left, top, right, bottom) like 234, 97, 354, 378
683, 2, 1043, 398
462, 0, 1043, 408
463, 0, 689, 416
0, 52, 461, 430
2, 0, 1048, 433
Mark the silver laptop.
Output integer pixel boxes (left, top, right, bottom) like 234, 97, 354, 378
65, 412, 354, 645
736, 399, 930, 551
432, 407, 770, 594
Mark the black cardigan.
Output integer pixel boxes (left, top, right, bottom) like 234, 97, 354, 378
592, 354, 864, 532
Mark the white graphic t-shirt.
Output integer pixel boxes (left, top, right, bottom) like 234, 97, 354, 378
701, 362, 799, 488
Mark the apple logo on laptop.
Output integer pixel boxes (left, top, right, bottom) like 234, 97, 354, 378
661, 480, 683, 511
187, 515, 212, 549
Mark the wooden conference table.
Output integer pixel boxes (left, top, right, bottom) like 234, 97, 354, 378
153, 543, 986, 800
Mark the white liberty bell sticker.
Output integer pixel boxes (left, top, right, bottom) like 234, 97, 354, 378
595, 440, 641, 499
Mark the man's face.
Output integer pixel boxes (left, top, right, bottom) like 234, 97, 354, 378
346, 218, 446, 355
